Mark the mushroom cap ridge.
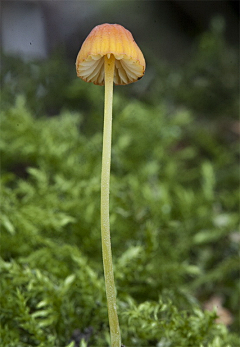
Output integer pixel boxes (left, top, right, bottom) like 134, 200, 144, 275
76, 23, 146, 85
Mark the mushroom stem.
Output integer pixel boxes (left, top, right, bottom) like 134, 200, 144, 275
101, 54, 121, 347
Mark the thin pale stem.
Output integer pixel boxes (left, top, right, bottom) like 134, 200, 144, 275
101, 54, 121, 347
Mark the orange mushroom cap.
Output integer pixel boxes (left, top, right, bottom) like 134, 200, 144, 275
76, 23, 145, 86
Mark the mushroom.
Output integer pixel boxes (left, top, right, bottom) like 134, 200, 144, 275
76, 23, 145, 347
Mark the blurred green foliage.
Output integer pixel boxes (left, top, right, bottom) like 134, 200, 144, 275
0, 18, 239, 346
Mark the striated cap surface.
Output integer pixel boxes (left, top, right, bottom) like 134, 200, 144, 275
76, 23, 145, 85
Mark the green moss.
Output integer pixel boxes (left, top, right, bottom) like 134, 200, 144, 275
0, 19, 239, 346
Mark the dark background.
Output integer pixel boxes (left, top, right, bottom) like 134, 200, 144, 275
1, 0, 239, 63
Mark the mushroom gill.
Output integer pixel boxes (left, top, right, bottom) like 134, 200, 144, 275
77, 53, 144, 85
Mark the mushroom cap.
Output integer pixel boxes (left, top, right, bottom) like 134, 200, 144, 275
76, 23, 145, 86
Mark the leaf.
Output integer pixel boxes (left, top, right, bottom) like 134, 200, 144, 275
1, 215, 15, 235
